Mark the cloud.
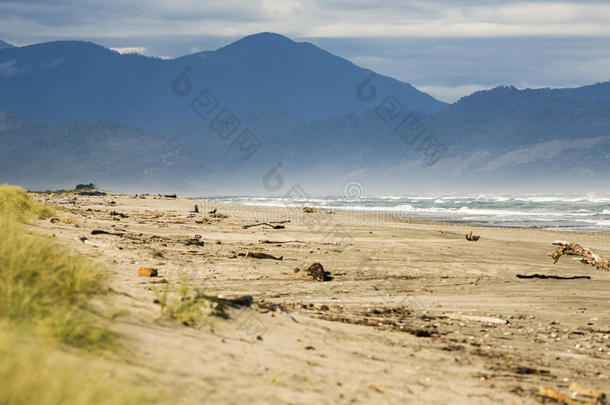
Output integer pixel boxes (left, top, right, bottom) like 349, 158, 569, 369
415, 84, 493, 103
0, 1, 609, 101
110, 46, 146, 55
1, 0, 610, 39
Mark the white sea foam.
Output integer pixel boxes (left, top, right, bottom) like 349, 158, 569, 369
202, 193, 610, 232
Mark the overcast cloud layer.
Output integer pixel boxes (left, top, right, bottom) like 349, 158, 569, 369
1, 0, 609, 101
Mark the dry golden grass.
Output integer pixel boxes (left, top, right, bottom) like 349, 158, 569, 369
0, 186, 153, 404
0, 184, 56, 221
0, 201, 115, 351
0, 325, 152, 405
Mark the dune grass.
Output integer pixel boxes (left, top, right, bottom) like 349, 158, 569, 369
0, 185, 152, 404
0, 184, 56, 221
0, 326, 150, 405
0, 186, 114, 351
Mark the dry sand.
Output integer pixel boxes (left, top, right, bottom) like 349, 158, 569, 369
32, 194, 609, 404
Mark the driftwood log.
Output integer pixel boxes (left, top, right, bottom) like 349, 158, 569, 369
548, 241, 610, 271
239, 251, 283, 261
517, 273, 591, 280
242, 222, 286, 230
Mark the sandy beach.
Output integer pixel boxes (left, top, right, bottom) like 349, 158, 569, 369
32, 193, 609, 404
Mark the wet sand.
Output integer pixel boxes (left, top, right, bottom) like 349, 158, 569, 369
33, 194, 609, 404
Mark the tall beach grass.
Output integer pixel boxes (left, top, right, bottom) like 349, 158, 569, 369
0, 185, 152, 404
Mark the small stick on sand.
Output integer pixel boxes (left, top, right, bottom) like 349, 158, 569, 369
242, 222, 285, 229
517, 274, 591, 280
240, 251, 283, 261
548, 241, 610, 271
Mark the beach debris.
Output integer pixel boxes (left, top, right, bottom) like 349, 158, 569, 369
515, 366, 549, 375
138, 267, 158, 277
538, 384, 606, 405
303, 206, 316, 213
260, 239, 305, 244
184, 235, 204, 247
109, 211, 129, 218
91, 229, 124, 236
210, 212, 228, 218
465, 231, 480, 241
191, 204, 199, 213
569, 383, 606, 403
243, 222, 285, 230
226, 295, 254, 307
306, 263, 333, 281
549, 241, 610, 271
445, 314, 507, 325
208, 208, 217, 214
240, 251, 283, 260
517, 273, 591, 280
164, 194, 177, 198
49, 217, 60, 223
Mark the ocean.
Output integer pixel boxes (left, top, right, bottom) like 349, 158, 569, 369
201, 194, 610, 232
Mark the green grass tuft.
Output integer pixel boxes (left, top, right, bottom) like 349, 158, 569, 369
158, 284, 229, 326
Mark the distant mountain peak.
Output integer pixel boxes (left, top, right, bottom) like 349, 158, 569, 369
231, 32, 294, 45
0, 39, 14, 49
216, 32, 297, 54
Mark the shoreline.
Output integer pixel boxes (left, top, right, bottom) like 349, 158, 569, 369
190, 196, 610, 235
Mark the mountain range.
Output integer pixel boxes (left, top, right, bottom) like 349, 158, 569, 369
0, 33, 609, 194
0, 33, 444, 126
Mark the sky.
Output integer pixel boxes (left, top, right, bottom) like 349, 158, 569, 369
1, 0, 609, 102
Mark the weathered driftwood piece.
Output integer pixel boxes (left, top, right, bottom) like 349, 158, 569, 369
569, 382, 606, 402
465, 231, 480, 241
259, 239, 306, 244
444, 314, 507, 325
538, 385, 605, 405
91, 229, 124, 236
548, 241, 610, 271
240, 251, 283, 261
517, 274, 591, 280
242, 222, 285, 229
